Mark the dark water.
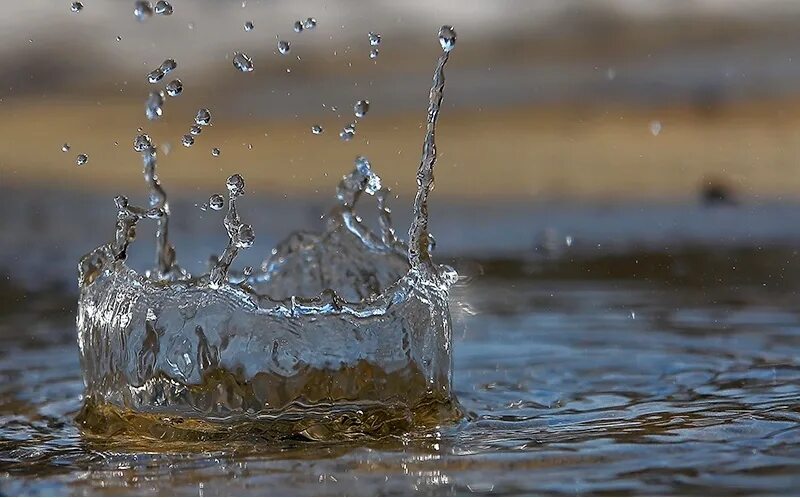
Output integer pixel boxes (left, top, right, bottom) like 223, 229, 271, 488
2, 226, 800, 494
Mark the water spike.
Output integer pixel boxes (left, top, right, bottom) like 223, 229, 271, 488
408, 26, 456, 273
210, 174, 254, 287
140, 145, 177, 277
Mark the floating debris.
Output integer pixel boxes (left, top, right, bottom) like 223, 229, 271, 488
232, 52, 254, 72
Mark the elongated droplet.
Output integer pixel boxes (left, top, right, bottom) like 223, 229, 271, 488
190, 124, 202, 136
438, 25, 456, 52
339, 124, 355, 141
181, 134, 194, 147
233, 52, 254, 72
145, 90, 164, 120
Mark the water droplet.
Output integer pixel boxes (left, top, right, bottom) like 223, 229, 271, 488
630, 310, 636, 319
208, 193, 224, 211
160, 58, 177, 73
278, 40, 290, 55
133, 133, 153, 152
76, 153, 88, 166
243, 265, 253, 276
649, 120, 662, 136
154, 1, 173, 15
211, 147, 221, 157
116, 35, 122, 42
354, 100, 369, 118
339, 123, 355, 141
71, 2, 83, 13
147, 69, 164, 84
165, 79, 182, 97
311, 124, 323, 135
368, 32, 381, 46
565, 235, 573, 247
293, 21, 303, 33
438, 25, 456, 52
145, 90, 164, 120
195, 108, 211, 126
227, 173, 245, 196
181, 134, 194, 147
369, 48, 379, 59
61, 143, 71, 152
303, 17, 317, 30
244, 20, 254, 32
606, 67, 616, 81
236, 224, 255, 248
232, 52, 254, 72
133, 1, 153, 22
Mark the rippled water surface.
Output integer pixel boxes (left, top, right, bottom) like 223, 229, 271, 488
2, 241, 800, 495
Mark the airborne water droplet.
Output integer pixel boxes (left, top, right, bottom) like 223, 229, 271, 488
438, 25, 456, 52
154, 1, 173, 15
133, 133, 153, 152
339, 123, 355, 141
293, 20, 304, 33
61, 143, 71, 152
232, 52, 254, 72
160, 58, 177, 73
311, 124, 323, 135
76, 153, 88, 166
244, 20, 254, 32
195, 108, 211, 126
71, 2, 84, 13
208, 193, 224, 211
133, 1, 153, 22
189, 124, 202, 136
147, 69, 164, 84
649, 120, 662, 136
211, 147, 221, 157
369, 48, 379, 59
181, 134, 194, 147
368, 32, 381, 46
354, 100, 369, 118
303, 17, 317, 30
277, 40, 290, 55
243, 265, 253, 276
165, 79, 182, 97
145, 90, 164, 120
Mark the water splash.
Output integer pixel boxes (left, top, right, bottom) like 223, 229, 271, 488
77, 26, 460, 441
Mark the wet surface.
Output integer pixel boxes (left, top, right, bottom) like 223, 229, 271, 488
2, 244, 800, 495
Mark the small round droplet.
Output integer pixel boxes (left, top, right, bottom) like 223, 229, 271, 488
277, 40, 290, 55
208, 193, 224, 211
339, 123, 355, 142
195, 108, 211, 126
369, 48, 379, 60
211, 147, 221, 157
76, 153, 88, 166
303, 17, 317, 30
116, 35, 122, 42
160, 58, 177, 73
154, 1, 173, 15
244, 20, 254, 31
438, 25, 456, 52
61, 143, 71, 152
181, 134, 194, 147
233, 52, 254, 72
190, 124, 202, 136
311, 124, 323, 135
133, 133, 153, 152
71, 2, 83, 13
293, 20, 304, 33
165, 79, 182, 97
354, 100, 369, 118
368, 32, 381, 46
649, 120, 662, 136
226, 173, 245, 196
133, 1, 153, 22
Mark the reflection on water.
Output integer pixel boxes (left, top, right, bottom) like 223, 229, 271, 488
2, 247, 800, 495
